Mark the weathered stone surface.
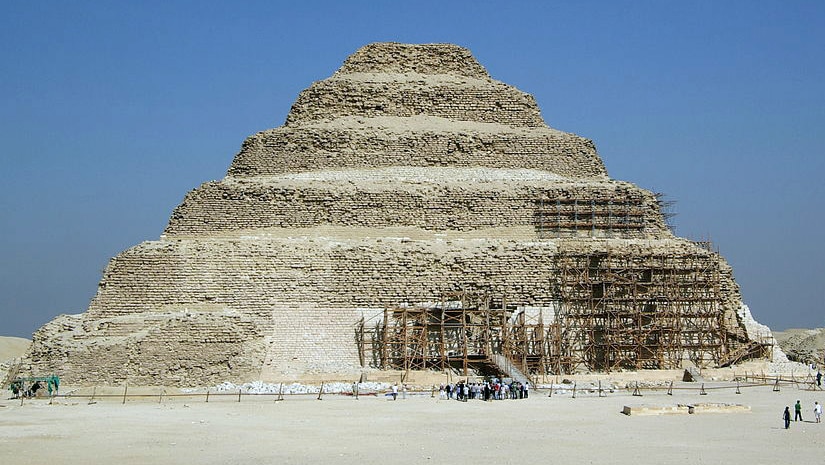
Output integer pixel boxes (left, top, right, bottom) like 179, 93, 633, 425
228, 118, 605, 178
165, 171, 666, 237
25, 42, 770, 386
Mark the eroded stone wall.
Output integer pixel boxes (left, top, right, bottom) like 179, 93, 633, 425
335, 42, 490, 78
286, 78, 544, 127
228, 124, 605, 178
164, 179, 669, 238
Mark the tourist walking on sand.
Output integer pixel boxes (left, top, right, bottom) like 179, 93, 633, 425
817, 370, 822, 388
391, 383, 398, 401
815, 401, 822, 423
784, 406, 791, 429
795, 400, 803, 421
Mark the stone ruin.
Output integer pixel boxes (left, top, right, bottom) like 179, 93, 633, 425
25, 43, 776, 386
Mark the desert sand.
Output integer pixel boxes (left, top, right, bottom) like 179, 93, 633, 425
0, 337, 30, 362
2, 378, 824, 465
3, 335, 824, 464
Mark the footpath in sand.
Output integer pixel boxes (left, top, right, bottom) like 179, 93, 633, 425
2, 379, 824, 465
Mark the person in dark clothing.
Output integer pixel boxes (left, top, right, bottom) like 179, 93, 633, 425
817, 370, 822, 387
794, 400, 803, 421
25, 381, 42, 398
784, 406, 791, 429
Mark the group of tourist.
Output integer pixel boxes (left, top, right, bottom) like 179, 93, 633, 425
783, 366, 825, 428
783, 400, 822, 429
438, 379, 530, 401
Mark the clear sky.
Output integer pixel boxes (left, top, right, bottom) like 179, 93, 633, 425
1, 1, 823, 338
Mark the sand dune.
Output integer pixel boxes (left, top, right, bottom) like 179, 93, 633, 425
0, 336, 30, 362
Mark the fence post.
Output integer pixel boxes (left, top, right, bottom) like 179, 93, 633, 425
122, 385, 128, 405
317, 382, 324, 400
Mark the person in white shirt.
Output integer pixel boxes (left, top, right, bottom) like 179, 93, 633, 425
815, 401, 822, 423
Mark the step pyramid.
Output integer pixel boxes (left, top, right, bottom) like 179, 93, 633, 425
26, 43, 771, 386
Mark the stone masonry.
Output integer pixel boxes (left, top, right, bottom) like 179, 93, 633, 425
25, 43, 770, 386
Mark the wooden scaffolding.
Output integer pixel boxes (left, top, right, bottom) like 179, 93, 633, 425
534, 196, 647, 238
357, 292, 553, 378
357, 252, 765, 376
553, 251, 727, 372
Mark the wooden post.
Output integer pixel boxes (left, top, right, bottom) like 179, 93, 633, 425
122, 385, 128, 405
276, 383, 284, 402
317, 382, 324, 400
238, 389, 242, 403
572, 382, 576, 399
88, 386, 97, 405
205, 389, 210, 403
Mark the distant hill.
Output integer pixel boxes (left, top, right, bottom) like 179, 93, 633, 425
773, 328, 825, 365
0, 336, 30, 362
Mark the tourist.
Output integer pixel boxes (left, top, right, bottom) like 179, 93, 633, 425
795, 400, 803, 421
439, 384, 446, 400
524, 381, 530, 399
815, 401, 822, 423
817, 370, 822, 387
784, 406, 791, 429
391, 383, 398, 401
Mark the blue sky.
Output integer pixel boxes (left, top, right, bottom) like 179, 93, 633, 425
1, 1, 823, 338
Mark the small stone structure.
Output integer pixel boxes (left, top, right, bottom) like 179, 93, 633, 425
25, 43, 775, 386
622, 403, 751, 416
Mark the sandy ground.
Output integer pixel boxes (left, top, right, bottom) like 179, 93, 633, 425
2, 381, 824, 465
0, 337, 30, 362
